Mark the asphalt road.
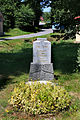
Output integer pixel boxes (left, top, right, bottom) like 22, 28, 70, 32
0, 28, 53, 41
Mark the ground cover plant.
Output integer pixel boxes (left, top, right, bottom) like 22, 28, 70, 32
0, 33, 80, 119
9, 81, 71, 115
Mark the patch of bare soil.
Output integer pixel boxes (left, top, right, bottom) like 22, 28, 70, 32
4, 105, 56, 120
69, 92, 80, 99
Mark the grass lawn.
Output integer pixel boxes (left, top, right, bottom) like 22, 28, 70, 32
0, 28, 32, 38
0, 33, 80, 120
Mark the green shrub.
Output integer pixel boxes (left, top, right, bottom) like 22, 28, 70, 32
77, 46, 80, 71
9, 81, 71, 115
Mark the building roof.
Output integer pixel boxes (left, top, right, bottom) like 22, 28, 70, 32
74, 16, 80, 19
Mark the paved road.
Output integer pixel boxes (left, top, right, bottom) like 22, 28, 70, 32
0, 29, 53, 41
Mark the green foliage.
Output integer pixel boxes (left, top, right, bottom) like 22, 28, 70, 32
15, 5, 35, 30
23, 0, 50, 26
50, 0, 78, 32
0, 0, 35, 31
43, 12, 51, 22
9, 81, 71, 115
0, 0, 50, 30
0, 0, 21, 31
77, 45, 80, 71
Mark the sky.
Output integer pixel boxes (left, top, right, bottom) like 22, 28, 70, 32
43, 7, 51, 12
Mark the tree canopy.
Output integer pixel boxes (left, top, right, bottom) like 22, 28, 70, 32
23, 0, 50, 26
50, 0, 80, 30
0, 0, 50, 30
0, 0, 80, 31
0, 0, 21, 30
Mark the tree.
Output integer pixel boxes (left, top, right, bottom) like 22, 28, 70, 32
23, 0, 50, 27
0, 0, 35, 31
0, 0, 51, 31
43, 12, 51, 22
51, 0, 80, 30
0, 0, 21, 30
15, 5, 35, 31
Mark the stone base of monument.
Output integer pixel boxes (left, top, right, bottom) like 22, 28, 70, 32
26, 80, 54, 85
29, 63, 54, 81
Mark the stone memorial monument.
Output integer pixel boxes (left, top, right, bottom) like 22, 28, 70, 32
29, 38, 54, 80
0, 12, 3, 36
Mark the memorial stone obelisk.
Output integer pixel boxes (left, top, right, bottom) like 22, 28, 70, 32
29, 38, 54, 81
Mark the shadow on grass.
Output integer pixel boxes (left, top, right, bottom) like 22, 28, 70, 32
0, 38, 12, 41
52, 42, 80, 73
51, 34, 62, 41
0, 34, 11, 37
51, 33, 76, 41
0, 47, 33, 89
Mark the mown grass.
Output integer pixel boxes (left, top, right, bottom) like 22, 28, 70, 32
0, 33, 80, 120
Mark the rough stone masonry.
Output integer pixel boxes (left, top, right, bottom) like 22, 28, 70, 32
29, 38, 54, 80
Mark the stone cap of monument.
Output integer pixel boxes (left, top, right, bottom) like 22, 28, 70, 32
37, 38, 47, 41
0, 12, 4, 22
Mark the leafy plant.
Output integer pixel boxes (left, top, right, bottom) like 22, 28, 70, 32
9, 81, 71, 115
77, 46, 80, 71
15, 5, 35, 31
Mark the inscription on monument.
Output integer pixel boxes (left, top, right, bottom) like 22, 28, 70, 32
33, 38, 51, 64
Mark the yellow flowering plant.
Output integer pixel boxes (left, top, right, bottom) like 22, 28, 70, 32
9, 81, 71, 115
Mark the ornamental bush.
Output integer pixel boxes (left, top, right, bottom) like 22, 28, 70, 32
9, 81, 71, 115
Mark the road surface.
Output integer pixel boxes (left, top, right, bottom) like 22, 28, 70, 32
0, 29, 53, 41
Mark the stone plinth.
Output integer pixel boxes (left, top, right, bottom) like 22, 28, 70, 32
29, 38, 54, 81
29, 63, 54, 80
